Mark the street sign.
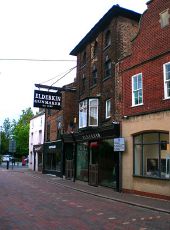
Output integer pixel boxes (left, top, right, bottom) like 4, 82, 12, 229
9, 139, 16, 153
114, 138, 125, 152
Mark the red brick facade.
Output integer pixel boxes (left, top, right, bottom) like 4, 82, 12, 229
120, 0, 170, 117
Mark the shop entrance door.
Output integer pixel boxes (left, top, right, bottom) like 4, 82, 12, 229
89, 144, 99, 186
65, 144, 74, 179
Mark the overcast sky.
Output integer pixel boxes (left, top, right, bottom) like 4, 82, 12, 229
0, 0, 148, 126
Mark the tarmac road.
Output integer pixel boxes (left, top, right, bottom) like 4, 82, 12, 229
0, 167, 169, 230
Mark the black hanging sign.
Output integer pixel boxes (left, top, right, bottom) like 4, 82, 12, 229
33, 90, 62, 110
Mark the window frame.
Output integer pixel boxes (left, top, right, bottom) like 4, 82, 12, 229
104, 55, 111, 79
104, 30, 111, 48
132, 73, 143, 106
92, 65, 97, 86
159, 9, 170, 28
88, 98, 98, 127
105, 99, 111, 119
163, 62, 170, 99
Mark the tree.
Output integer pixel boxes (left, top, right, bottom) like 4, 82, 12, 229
13, 108, 34, 158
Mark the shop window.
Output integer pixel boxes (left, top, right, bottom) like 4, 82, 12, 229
133, 132, 170, 179
105, 99, 111, 119
132, 73, 143, 106
79, 98, 99, 129
163, 62, 170, 99
159, 9, 170, 28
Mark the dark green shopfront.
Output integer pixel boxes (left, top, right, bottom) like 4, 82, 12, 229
43, 124, 121, 191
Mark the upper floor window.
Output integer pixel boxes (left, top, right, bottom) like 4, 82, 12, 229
92, 65, 97, 86
132, 73, 143, 106
47, 122, 50, 141
39, 130, 42, 144
93, 41, 98, 58
104, 55, 111, 79
81, 74, 86, 93
89, 99, 98, 126
105, 99, 111, 119
79, 98, 99, 128
82, 51, 86, 66
104, 30, 111, 48
79, 100, 87, 128
159, 9, 170, 28
163, 62, 170, 99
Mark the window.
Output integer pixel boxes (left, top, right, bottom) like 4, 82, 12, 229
104, 30, 111, 47
104, 55, 111, 79
106, 99, 111, 119
81, 74, 86, 93
39, 130, 42, 144
92, 65, 97, 86
89, 99, 98, 126
159, 9, 170, 28
132, 73, 143, 106
82, 51, 86, 66
93, 41, 98, 58
79, 98, 99, 128
134, 132, 170, 179
163, 62, 170, 99
79, 100, 87, 128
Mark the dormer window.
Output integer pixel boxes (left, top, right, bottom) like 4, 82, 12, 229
159, 9, 170, 28
104, 30, 111, 48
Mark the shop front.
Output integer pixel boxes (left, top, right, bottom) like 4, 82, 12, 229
43, 140, 63, 177
122, 111, 170, 199
74, 124, 121, 190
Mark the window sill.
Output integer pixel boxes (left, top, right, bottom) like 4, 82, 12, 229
163, 97, 170, 100
131, 103, 144, 107
103, 75, 111, 82
133, 174, 170, 181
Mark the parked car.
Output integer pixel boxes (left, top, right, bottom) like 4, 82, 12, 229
2, 155, 12, 162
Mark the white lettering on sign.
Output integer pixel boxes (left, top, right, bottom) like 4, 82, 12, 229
114, 138, 125, 152
49, 145, 56, 149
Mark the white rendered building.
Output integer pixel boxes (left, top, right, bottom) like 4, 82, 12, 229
29, 111, 45, 171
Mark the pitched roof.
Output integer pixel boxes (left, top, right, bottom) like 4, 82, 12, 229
70, 5, 141, 56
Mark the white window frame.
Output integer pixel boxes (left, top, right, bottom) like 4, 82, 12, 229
132, 73, 143, 106
105, 99, 111, 119
79, 100, 87, 128
89, 98, 98, 127
159, 9, 170, 28
163, 62, 170, 99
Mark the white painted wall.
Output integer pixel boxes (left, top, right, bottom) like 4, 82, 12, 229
28, 112, 45, 171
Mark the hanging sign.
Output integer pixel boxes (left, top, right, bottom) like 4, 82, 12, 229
33, 90, 62, 110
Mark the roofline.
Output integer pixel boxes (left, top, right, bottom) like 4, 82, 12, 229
70, 5, 141, 56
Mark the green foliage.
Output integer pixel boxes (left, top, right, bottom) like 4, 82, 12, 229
1, 107, 34, 158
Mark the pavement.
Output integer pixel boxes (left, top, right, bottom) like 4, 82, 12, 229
1, 166, 170, 215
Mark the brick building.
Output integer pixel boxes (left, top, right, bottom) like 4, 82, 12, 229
120, 0, 170, 199
68, 5, 141, 190
43, 82, 77, 176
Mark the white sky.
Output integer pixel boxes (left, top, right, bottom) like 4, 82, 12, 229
0, 0, 148, 126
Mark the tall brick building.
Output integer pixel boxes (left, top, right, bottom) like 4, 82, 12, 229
120, 0, 170, 199
68, 5, 141, 190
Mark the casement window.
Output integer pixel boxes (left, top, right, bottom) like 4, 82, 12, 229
79, 98, 99, 128
134, 132, 170, 179
104, 30, 111, 48
132, 73, 143, 106
163, 62, 170, 99
159, 9, 170, 28
105, 99, 111, 119
81, 74, 86, 93
104, 55, 111, 79
92, 65, 97, 86
89, 99, 98, 126
39, 130, 42, 144
79, 100, 88, 128
93, 41, 98, 58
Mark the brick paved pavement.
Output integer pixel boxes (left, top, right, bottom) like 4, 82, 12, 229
0, 167, 170, 230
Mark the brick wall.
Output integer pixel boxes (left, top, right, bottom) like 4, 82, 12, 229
120, 0, 170, 116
